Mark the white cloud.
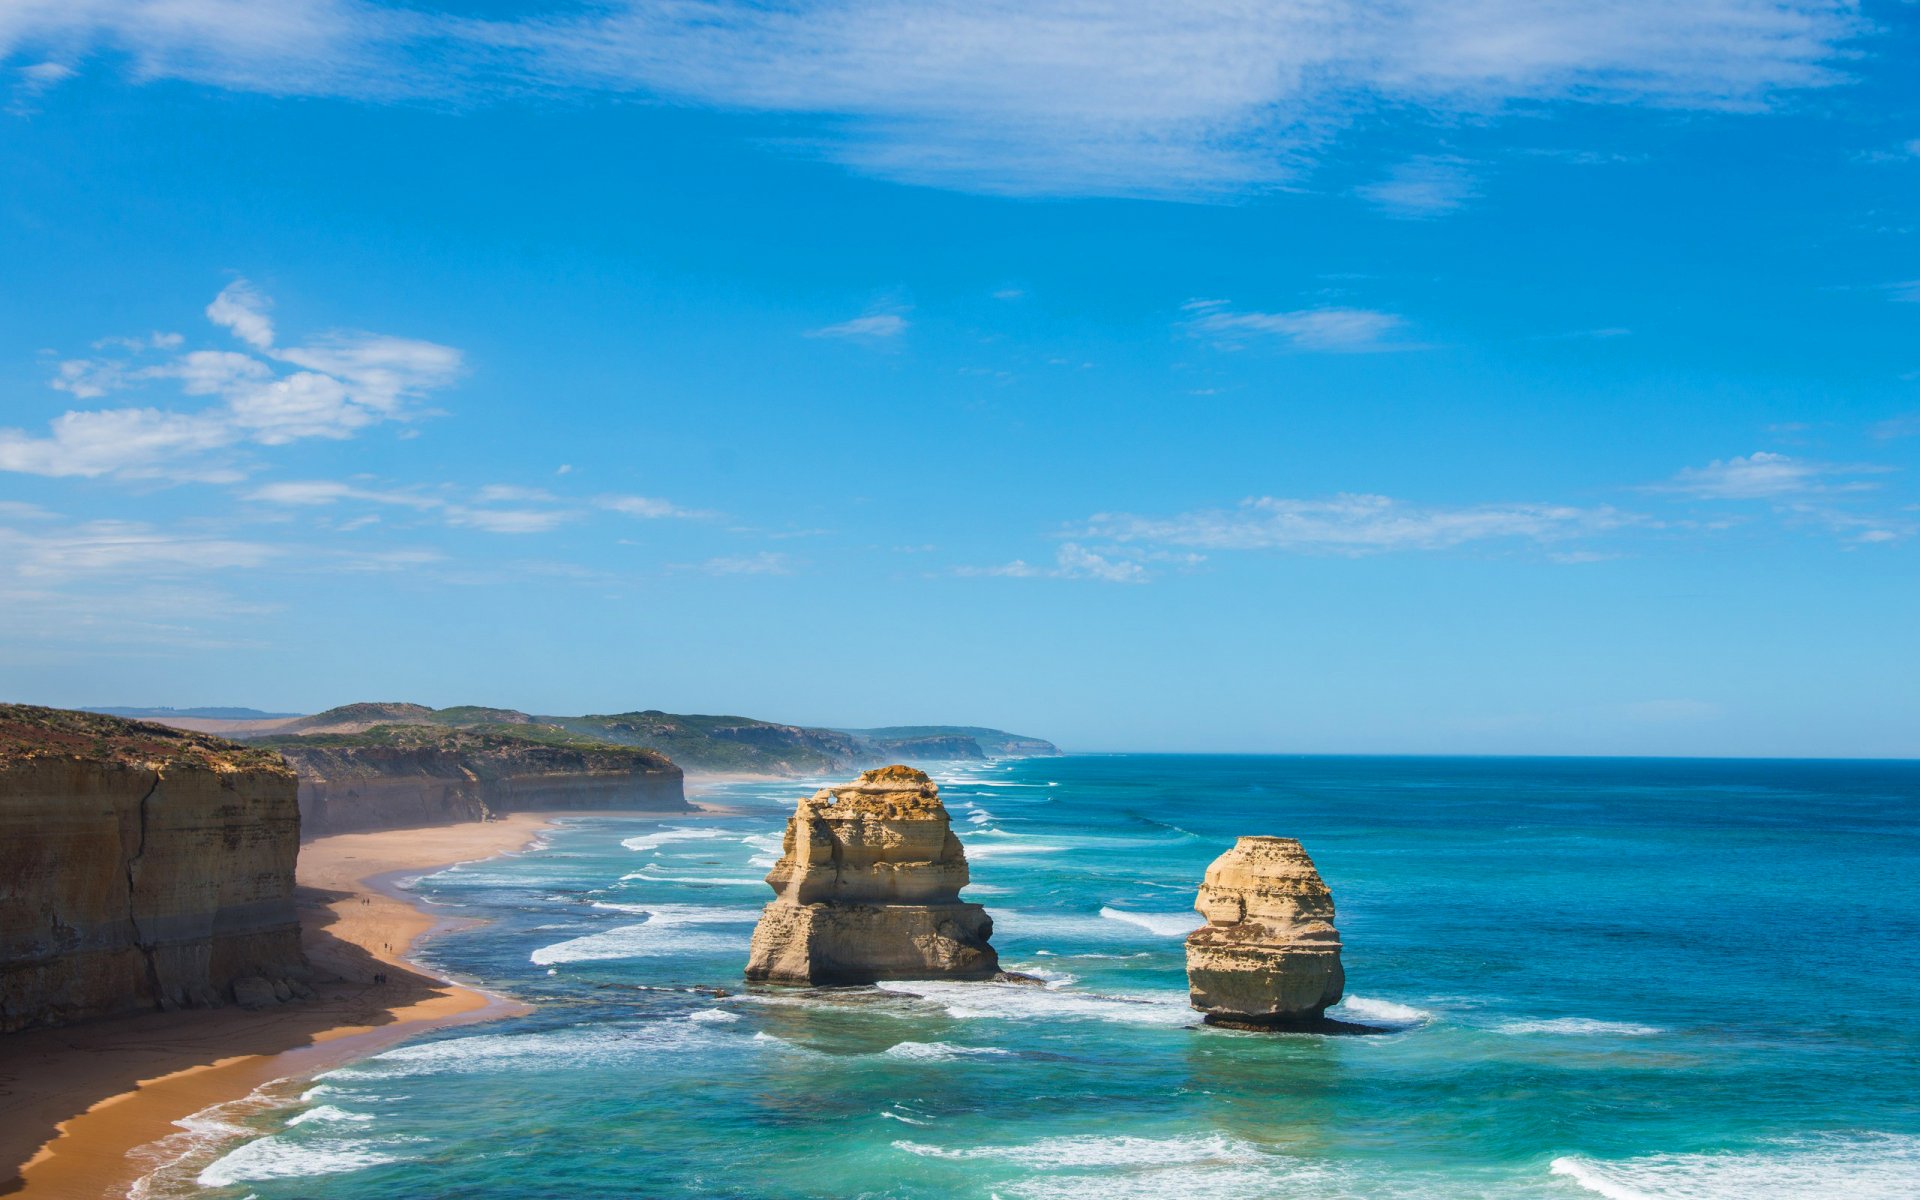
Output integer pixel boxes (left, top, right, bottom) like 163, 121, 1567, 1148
245, 479, 439, 508
0, 279, 462, 480
1888, 280, 1920, 303
205, 279, 276, 349
679, 551, 793, 575
1356, 155, 1480, 217
476, 484, 556, 503
961, 542, 1153, 583
0, 1, 1865, 197
1183, 300, 1409, 352
444, 507, 574, 534
0, 519, 279, 580
1656, 451, 1889, 499
596, 493, 703, 519
806, 313, 909, 339
1083, 493, 1634, 555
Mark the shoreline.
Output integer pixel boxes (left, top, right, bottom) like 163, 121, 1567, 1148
0, 815, 561, 1200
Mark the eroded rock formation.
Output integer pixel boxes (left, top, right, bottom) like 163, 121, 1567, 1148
269, 726, 688, 837
0, 705, 308, 1032
745, 765, 999, 985
1185, 836, 1345, 1029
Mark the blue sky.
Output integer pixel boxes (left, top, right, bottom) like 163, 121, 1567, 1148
2, 1, 1917, 756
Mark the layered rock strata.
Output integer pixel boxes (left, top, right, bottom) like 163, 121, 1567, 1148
745, 765, 999, 985
270, 726, 689, 838
1185, 836, 1345, 1029
0, 705, 307, 1032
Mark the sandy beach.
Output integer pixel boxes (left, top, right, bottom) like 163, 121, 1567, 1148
0, 815, 555, 1200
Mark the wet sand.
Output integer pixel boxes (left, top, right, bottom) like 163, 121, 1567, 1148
0, 815, 554, 1200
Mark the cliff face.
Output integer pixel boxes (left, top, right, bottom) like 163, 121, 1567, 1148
272, 726, 689, 837
0, 706, 306, 1033
1185, 836, 1345, 1029
745, 765, 999, 985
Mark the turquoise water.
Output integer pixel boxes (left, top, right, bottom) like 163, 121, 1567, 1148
145, 755, 1920, 1199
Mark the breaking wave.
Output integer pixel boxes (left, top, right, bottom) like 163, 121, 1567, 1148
1496, 1017, 1664, 1037
1099, 906, 1203, 937
1551, 1133, 1920, 1200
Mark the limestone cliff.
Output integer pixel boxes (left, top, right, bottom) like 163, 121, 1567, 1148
745, 765, 999, 985
1185, 836, 1345, 1029
270, 725, 688, 837
0, 705, 307, 1032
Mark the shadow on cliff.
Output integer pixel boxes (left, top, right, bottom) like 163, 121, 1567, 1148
0, 889, 465, 1194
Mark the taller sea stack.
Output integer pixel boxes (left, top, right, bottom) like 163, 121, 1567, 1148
745, 766, 999, 985
1185, 836, 1345, 1029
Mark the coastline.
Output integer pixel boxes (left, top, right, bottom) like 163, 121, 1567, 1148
1, 815, 556, 1200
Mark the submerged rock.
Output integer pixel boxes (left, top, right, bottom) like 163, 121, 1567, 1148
744, 766, 1000, 985
1185, 836, 1345, 1030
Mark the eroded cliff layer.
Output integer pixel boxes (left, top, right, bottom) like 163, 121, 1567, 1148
0, 705, 307, 1032
1185, 836, 1345, 1029
745, 765, 999, 985
271, 724, 688, 837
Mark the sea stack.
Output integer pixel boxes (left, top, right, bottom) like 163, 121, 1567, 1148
744, 765, 999, 985
1185, 836, 1344, 1030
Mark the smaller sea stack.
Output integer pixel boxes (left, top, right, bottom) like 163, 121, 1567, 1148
745, 765, 999, 985
1185, 836, 1345, 1030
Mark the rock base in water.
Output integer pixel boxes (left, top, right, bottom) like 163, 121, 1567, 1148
745, 766, 1000, 986
1186, 835, 1345, 1029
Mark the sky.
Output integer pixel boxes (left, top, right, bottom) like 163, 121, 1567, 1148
1, 1, 1917, 757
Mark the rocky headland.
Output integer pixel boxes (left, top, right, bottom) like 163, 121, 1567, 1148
1185, 835, 1347, 1031
0, 705, 308, 1032
112, 701, 1062, 776
745, 765, 1001, 985
265, 724, 689, 837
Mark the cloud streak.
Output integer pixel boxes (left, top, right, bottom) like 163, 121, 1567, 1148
1084, 494, 1637, 555
0, 0, 1867, 197
1183, 300, 1411, 352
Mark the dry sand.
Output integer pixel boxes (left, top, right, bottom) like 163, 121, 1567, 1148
0, 815, 554, 1200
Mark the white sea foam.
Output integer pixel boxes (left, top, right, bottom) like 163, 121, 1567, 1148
883, 1041, 1015, 1061
532, 904, 759, 964
623, 864, 766, 886
1550, 1134, 1920, 1200
620, 827, 729, 853
880, 1110, 931, 1125
196, 1136, 407, 1187
1328, 995, 1431, 1027
965, 841, 1065, 860
895, 1132, 1264, 1169
1099, 906, 1204, 937
687, 1008, 740, 1023
323, 1021, 738, 1079
1497, 1017, 1665, 1037
876, 979, 1193, 1027
284, 1105, 376, 1128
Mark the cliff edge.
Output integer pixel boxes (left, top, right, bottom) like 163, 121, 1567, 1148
268, 724, 689, 837
0, 705, 307, 1032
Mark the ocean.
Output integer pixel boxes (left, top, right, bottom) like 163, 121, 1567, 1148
136, 754, 1920, 1199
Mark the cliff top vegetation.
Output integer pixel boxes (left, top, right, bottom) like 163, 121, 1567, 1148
0, 704, 292, 773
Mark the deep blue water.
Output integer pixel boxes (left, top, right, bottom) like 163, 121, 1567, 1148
140, 755, 1920, 1199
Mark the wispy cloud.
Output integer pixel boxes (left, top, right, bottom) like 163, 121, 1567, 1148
806, 313, 909, 340
0, 280, 461, 481
1654, 451, 1890, 499
960, 542, 1155, 584
0, 519, 280, 581
596, 493, 708, 519
1182, 300, 1411, 352
1356, 155, 1479, 218
0, 1, 1866, 198
676, 551, 793, 575
1083, 494, 1635, 555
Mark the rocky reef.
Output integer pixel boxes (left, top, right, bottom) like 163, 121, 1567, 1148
1185, 836, 1345, 1030
0, 705, 308, 1032
267, 725, 688, 837
745, 765, 1000, 985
